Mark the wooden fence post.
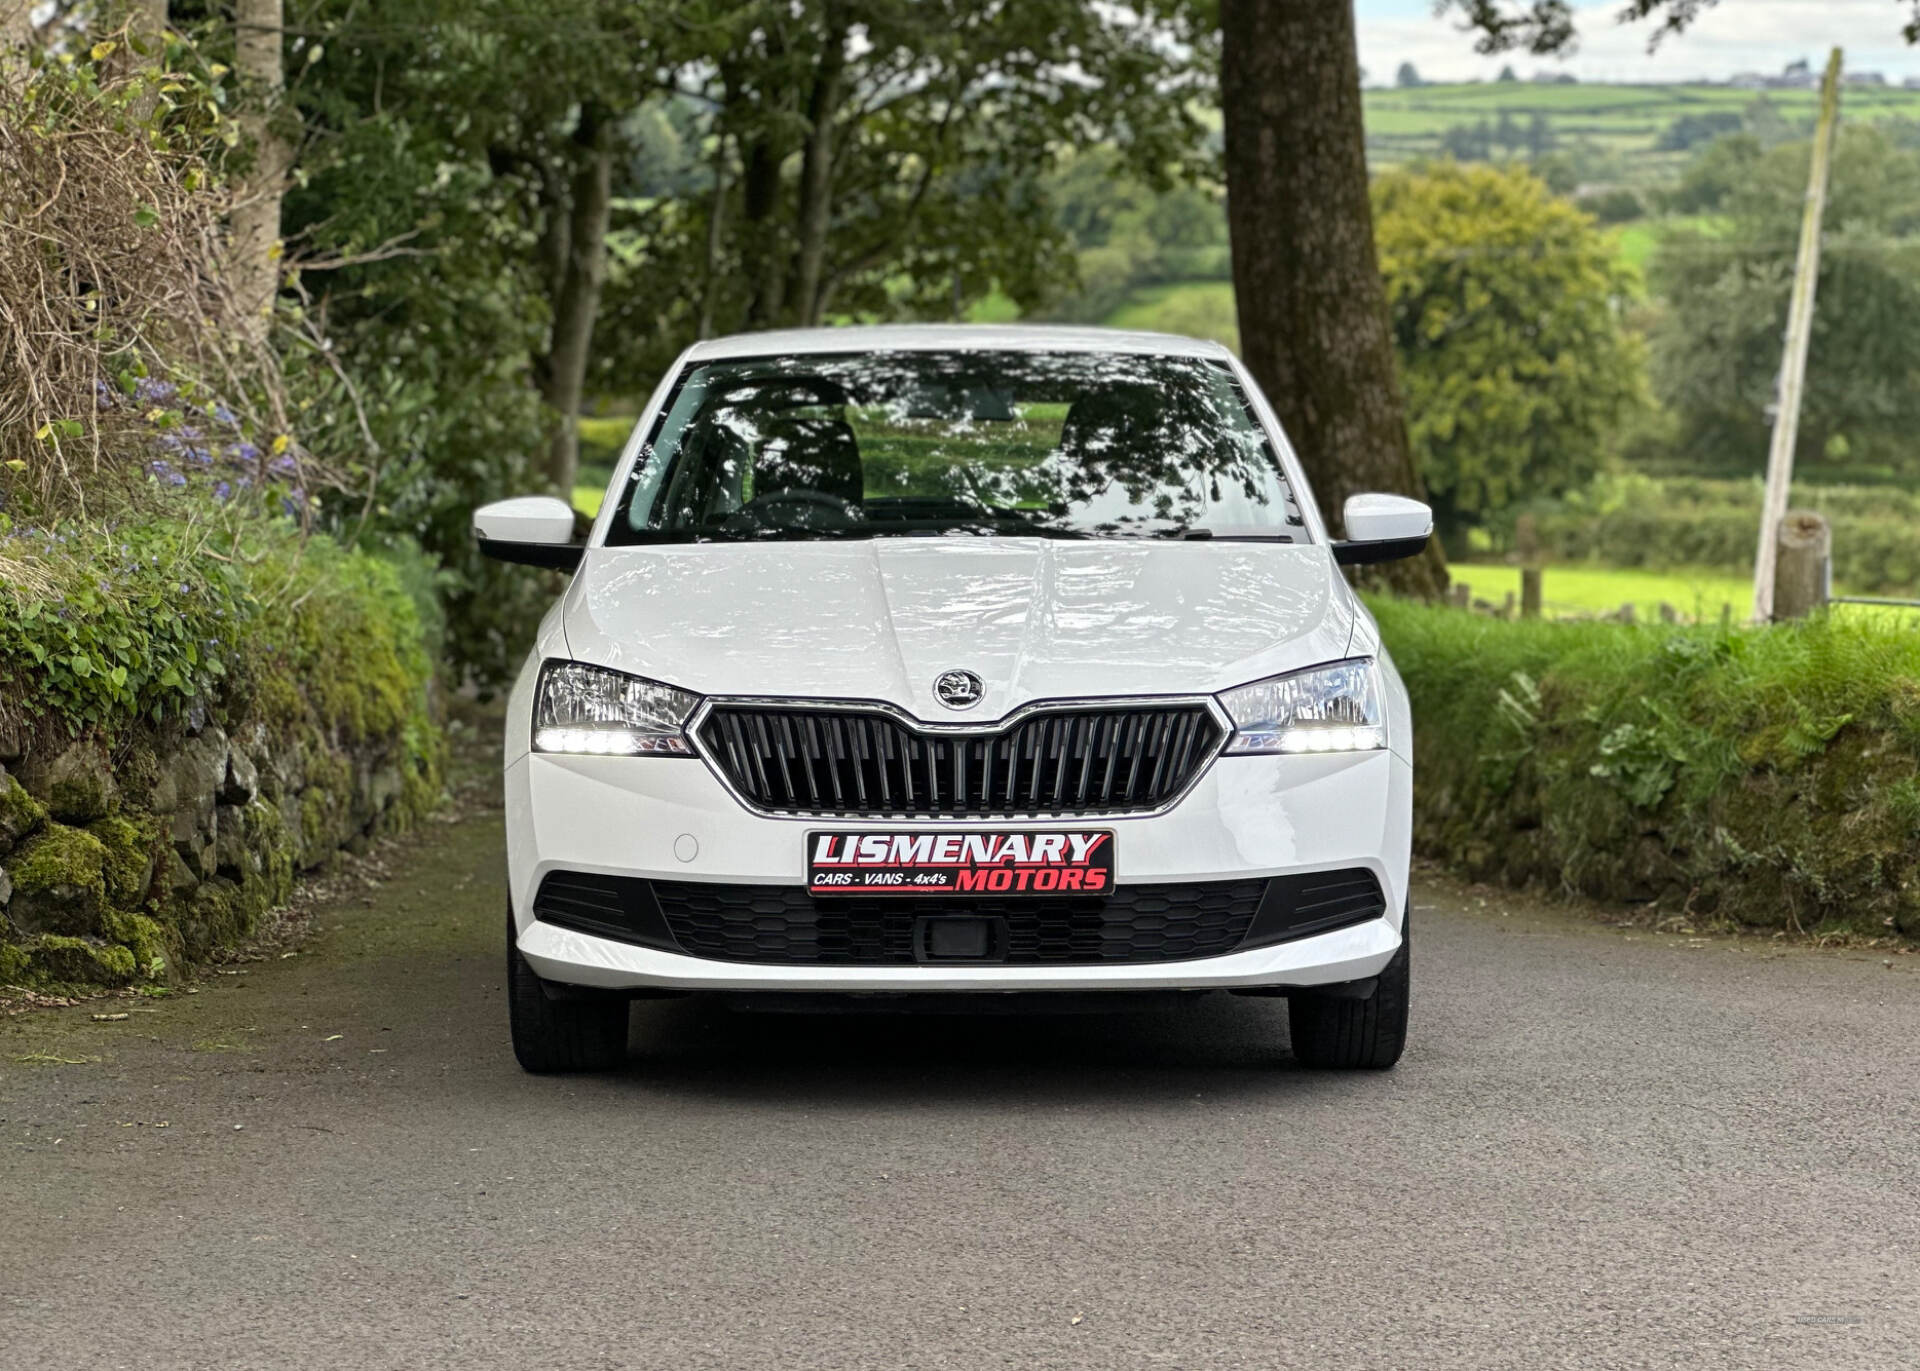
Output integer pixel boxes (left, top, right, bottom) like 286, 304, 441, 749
1515, 513, 1543, 620
1773, 511, 1831, 620
1520, 566, 1543, 620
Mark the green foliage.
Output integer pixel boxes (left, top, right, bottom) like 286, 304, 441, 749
1651, 126, 1920, 477
272, 0, 1216, 681
1102, 279, 1239, 351
1375, 596, 1920, 935
0, 504, 436, 743
1491, 473, 1920, 596
1577, 186, 1646, 224
1373, 162, 1646, 542
1048, 147, 1230, 324
1662, 133, 1762, 214
1655, 110, 1744, 153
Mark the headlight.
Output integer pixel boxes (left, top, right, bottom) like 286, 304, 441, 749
1218, 659, 1386, 756
533, 662, 700, 756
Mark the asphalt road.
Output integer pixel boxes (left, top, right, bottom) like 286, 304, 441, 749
3, 796, 1917, 1371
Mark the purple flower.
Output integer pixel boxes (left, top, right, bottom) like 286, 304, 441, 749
269, 454, 297, 475
213, 481, 232, 502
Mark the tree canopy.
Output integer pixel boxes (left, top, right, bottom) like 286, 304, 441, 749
1374, 162, 1645, 542
268, 0, 1216, 676
1650, 127, 1920, 476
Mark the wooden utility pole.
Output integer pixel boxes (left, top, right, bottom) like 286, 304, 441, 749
1752, 47, 1842, 623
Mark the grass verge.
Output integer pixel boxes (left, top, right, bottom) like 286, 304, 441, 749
1374, 595, 1920, 940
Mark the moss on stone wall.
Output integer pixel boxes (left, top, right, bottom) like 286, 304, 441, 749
0, 519, 444, 991
0, 772, 46, 852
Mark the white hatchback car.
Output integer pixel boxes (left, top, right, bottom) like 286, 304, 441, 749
478, 326, 1431, 1073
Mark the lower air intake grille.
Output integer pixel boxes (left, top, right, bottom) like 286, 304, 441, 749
651, 879, 1267, 965
528, 867, 1389, 966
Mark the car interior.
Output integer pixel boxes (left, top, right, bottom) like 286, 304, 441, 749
631, 360, 1301, 540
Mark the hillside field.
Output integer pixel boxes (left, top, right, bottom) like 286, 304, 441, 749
1362, 80, 1920, 178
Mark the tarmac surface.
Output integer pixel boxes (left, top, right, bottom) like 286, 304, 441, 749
4, 789, 1917, 1369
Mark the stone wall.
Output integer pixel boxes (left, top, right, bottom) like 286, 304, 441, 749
0, 709, 437, 988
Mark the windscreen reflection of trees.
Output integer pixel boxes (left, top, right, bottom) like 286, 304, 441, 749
622, 353, 1300, 540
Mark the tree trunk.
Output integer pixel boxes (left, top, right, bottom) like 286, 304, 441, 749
739, 132, 787, 329
539, 110, 614, 496
1218, 0, 1446, 598
696, 133, 729, 340
790, 13, 847, 327
231, 0, 289, 337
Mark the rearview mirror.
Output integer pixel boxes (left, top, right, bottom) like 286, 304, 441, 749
1331, 493, 1433, 566
474, 496, 583, 571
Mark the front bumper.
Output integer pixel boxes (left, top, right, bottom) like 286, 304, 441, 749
505, 746, 1411, 993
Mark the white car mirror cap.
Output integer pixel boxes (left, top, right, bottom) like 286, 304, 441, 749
1333, 493, 1433, 566
474, 496, 583, 570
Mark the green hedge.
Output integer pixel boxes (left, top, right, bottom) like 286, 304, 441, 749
0, 515, 434, 744
1513, 474, 1920, 595
1375, 597, 1920, 938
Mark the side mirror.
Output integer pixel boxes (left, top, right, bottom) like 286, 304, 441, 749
1332, 493, 1433, 566
474, 496, 584, 571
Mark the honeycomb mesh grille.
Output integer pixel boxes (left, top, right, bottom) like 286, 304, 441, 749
651, 879, 1267, 966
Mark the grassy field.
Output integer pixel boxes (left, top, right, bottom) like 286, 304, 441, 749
1105, 279, 1239, 351
1361, 81, 1920, 177
1452, 561, 1755, 620
1452, 561, 1920, 625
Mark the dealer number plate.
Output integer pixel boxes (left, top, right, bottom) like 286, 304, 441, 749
806, 830, 1115, 896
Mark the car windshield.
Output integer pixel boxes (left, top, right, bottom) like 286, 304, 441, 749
604, 349, 1306, 544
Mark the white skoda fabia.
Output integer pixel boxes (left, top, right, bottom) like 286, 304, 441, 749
477, 326, 1432, 1073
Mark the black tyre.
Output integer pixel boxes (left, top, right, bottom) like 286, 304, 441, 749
507, 907, 629, 1073
1288, 909, 1410, 1070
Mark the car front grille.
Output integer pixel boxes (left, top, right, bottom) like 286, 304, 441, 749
652, 878, 1267, 965
529, 867, 1389, 968
695, 701, 1226, 818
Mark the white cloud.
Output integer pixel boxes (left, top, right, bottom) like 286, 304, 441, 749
1357, 1, 1920, 84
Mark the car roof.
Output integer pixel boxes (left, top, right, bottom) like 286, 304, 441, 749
682, 323, 1237, 363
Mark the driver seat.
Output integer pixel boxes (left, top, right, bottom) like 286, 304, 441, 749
753, 416, 864, 506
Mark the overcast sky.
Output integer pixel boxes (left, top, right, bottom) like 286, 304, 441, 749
1356, 0, 1920, 83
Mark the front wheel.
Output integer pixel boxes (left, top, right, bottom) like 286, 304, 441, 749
507, 907, 628, 1073
1288, 909, 1410, 1070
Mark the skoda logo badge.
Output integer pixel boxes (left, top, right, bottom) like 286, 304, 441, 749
934, 669, 985, 711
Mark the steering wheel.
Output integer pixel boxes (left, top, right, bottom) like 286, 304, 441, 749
735, 487, 864, 530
